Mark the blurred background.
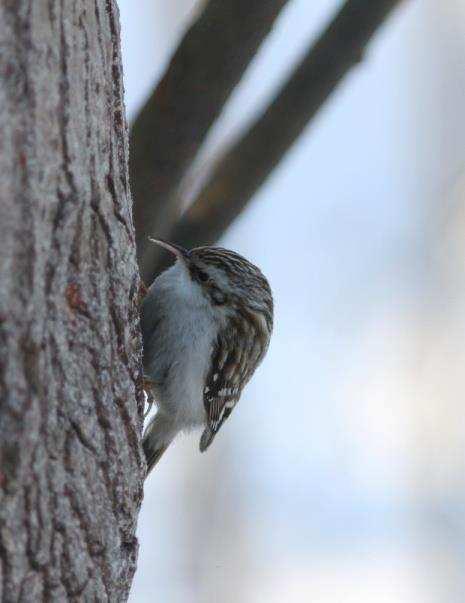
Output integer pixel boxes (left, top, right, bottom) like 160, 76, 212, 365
120, 1, 465, 601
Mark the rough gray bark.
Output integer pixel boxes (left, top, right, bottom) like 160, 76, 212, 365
0, 2, 145, 601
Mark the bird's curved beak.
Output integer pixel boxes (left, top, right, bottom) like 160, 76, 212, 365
148, 238, 190, 262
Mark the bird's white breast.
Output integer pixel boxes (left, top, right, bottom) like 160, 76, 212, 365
143, 261, 218, 432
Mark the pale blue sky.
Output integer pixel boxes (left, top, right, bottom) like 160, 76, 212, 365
120, 2, 465, 601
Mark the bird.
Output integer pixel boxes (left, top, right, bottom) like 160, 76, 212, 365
140, 238, 273, 475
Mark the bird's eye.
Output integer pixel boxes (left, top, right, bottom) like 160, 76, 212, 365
197, 269, 209, 282
211, 287, 226, 305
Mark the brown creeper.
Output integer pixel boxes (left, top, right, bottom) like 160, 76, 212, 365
141, 239, 273, 475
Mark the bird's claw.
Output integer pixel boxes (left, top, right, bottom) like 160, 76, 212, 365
144, 397, 154, 419
143, 378, 156, 419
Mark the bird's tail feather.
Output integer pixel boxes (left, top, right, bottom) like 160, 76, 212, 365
142, 412, 175, 476
143, 439, 169, 475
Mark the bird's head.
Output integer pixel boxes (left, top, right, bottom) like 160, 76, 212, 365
149, 238, 273, 333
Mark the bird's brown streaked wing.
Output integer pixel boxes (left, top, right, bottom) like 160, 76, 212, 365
200, 317, 267, 452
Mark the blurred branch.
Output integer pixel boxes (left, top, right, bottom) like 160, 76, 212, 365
161, 0, 405, 272
130, 0, 290, 280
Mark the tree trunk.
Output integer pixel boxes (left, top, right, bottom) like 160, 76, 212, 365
0, 2, 144, 600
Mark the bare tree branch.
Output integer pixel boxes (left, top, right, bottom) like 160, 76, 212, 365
0, 2, 144, 599
159, 0, 405, 278
130, 0, 290, 281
